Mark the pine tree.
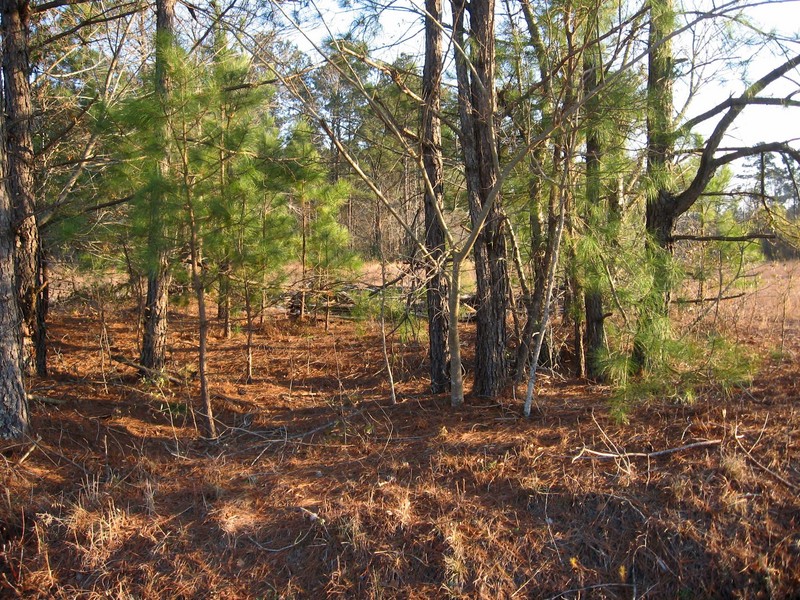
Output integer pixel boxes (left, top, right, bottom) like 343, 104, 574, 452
0, 114, 27, 439
140, 0, 177, 374
285, 119, 357, 327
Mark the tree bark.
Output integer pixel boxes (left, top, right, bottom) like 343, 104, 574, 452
2, 0, 43, 376
583, 8, 606, 380
452, 0, 509, 398
422, 0, 449, 393
632, 0, 675, 371
140, 266, 171, 372
218, 263, 231, 338
0, 115, 28, 439
139, 0, 176, 372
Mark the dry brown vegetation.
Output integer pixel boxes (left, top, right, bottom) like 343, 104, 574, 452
1, 262, 800, 599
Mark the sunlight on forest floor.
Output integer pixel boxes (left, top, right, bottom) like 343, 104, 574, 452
1, 261, 799, 598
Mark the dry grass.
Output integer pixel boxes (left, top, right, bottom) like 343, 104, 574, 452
1, 263, 799, 598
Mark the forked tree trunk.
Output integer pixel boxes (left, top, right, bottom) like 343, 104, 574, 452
0, 122, 27, 439
514, 0, 556, 384
523, 191, 567, 417
452, 0, 509, 399
2, 0, 43, 376
516, 148, 559, 382
422, 0, 449, 393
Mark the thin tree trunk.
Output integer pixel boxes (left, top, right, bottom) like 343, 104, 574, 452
244, 280, 253, 384
189, 212, 216, 438
564, 202, 585, 378
422, 0, 449, 393
0, 118, 27, 439
516, 148, 559, 382
583, 9, 606, 380
378, 235, 397, 404
514, 0, 554, 383
218, 264, 231, 338
140, 0, 176, 372
36, 257, 49, 376
633, 0, 675, 371
448, 262, 464, 406
2, 0, 42, 375
524, 192, 567, 417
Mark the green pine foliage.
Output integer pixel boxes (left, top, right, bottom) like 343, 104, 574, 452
90, 37, 304, 311
598, 167, 761, 418
284, 119, 359, 291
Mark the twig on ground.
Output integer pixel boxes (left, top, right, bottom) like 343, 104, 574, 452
26, 436, 90, 474
247, 402, 384, 465
573, 439, 723, 462
16, 436, 41, 466
735, 425, 800, 494
588, 410, 632, 474
544, 583, 634, 600
299, 506, 324, 522
247, 528, 312, 552
27, 394, 65, 406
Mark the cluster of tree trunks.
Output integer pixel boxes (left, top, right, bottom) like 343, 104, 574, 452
452, 0, 509, 399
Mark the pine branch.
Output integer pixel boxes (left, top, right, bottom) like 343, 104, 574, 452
674, 293, 745, 304
670, 233, 775, 242
32, 0, 94, 13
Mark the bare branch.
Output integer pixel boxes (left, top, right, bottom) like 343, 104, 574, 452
682, 96, 800, 132
674, 51, 800, 216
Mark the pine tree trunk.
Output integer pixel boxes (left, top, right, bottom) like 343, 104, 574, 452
244, 282, 253, 384
633, 0, 676, 371
583, 24, 606, 381
140, 266, 170, 372
0, 123, 27, 439
218, 265, 231, 338
452, 0, 508, 398
190, 230, 216, 438
140, 0, 176, 372
584, 291, 606, 378
422, 0, 449, 394
2, 0, 42, 375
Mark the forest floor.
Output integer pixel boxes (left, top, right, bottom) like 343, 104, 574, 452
1, 262, 800, 599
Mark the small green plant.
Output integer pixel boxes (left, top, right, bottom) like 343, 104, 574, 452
606, 330, 758, 421
157, 401, 188, 418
